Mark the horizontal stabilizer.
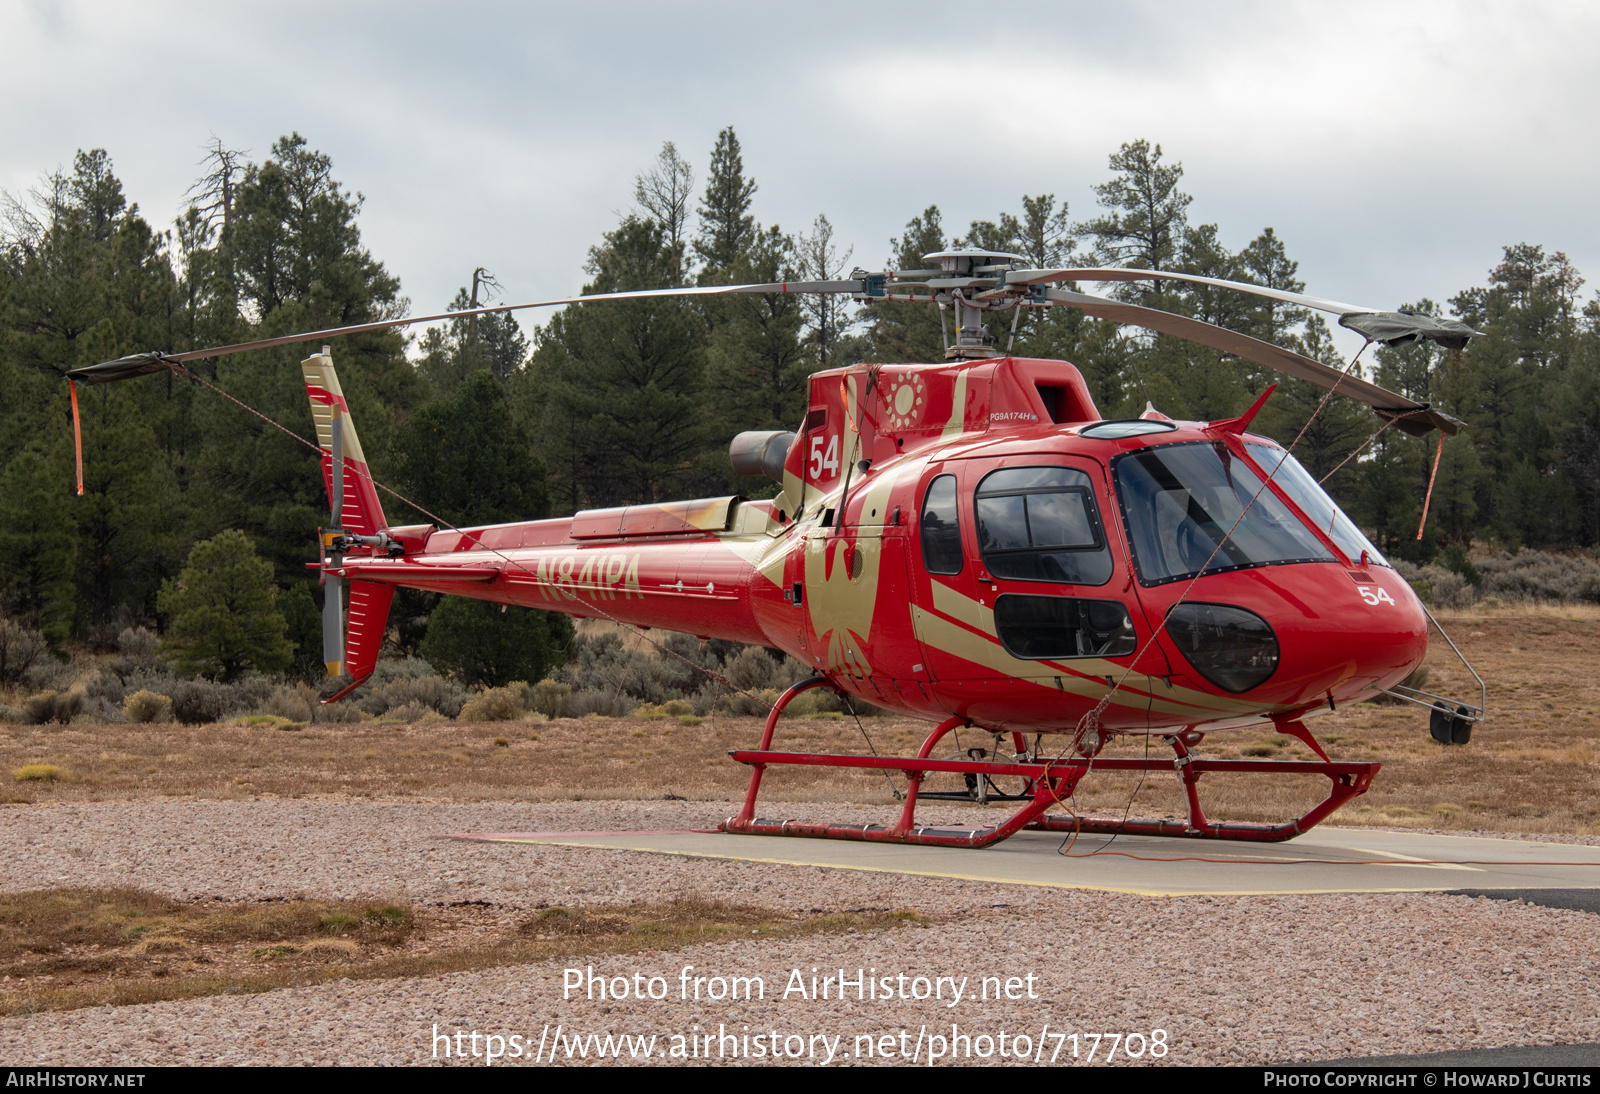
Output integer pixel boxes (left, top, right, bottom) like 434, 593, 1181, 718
339, 562, 501, 582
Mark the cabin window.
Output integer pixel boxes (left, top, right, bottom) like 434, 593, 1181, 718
803, 407, 827, 432
974, 466, 1114, 585
919, 474, 963, 575
994, 595, 1137, 660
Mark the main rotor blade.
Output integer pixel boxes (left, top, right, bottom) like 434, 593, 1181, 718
1014, 268, 1481, 350
67, 279, 866, 381
1039, 287, 1462, 436
1012, 267, 1370, 316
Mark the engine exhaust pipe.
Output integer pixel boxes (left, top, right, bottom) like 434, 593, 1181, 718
729, 430, 795, 482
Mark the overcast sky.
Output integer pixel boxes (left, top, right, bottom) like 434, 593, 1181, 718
4, 0, 1596, 358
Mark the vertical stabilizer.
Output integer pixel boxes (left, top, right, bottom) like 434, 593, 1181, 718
345, 581, 394, 683
302, 349, 389, 535
303, 348, 393, 699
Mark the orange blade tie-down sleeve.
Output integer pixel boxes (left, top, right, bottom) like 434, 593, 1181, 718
1415, 430, 1445, 541
70, 380, 84, 497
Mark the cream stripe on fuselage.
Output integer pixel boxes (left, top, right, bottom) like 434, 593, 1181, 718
919, 580, 1275, 719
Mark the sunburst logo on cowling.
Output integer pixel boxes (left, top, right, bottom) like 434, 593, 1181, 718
884, 372, 927, 431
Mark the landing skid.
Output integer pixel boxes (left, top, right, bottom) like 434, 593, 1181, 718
720, 680, 1379, 848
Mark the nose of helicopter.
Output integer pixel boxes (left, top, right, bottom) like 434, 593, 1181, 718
1155, 562, 1428, 711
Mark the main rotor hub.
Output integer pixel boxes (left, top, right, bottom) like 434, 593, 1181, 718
924, 248, 1026, 275
924, 250, 1029, 359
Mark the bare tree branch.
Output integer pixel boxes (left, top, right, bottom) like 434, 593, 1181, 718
634, 141, 695, 283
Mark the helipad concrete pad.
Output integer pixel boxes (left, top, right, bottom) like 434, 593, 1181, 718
448, 825, 1600, 897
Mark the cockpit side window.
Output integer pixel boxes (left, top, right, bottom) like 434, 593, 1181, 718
919, 474, 963, 575
974, 466, 1114, 586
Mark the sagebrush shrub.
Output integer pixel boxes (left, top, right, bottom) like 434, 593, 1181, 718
724, 647, 789, 692
21, 690, 82, 725
0, 618, 52, 687
85, 671, 125, 706
169, 680, 246, 725
89, 696, 127, 723
1480, 550, 1600, 604
458, 687, 525, 722
312, 700, 363, 724
724, 688, 779, 717
530, 679, 571, 718
124, 690, 173, 723
384, 701, 431, 723
108, 627, 165, 680
1413, 565, 1477, 609
358, 669, 465, 719
22, 657, 72, 692
564, 689, 634, 718
260, 685, 315, 724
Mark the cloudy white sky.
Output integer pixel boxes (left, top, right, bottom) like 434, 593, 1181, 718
4, 0, 1596, 355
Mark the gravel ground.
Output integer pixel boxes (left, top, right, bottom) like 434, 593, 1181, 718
5, 799, 1600, 1066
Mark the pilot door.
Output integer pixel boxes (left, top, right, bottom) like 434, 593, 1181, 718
909, 455, 1170, 735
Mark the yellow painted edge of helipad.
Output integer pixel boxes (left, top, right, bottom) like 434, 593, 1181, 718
451, 834, 1471, 898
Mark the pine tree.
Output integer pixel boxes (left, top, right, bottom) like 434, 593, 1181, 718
863, 206, 948, 364
531, 216, 709, 510
224, 133, 400, 324
795, 214, 856, 372
1239, 227, 1308, 340
419, 597, 572, 688
1449, 246, 1586, 545
1078, 140, 1192, 277
157, 529, 292, 681
417, 285, 529, 394
188, 135, 428, 589
70, 150, 126, 244
396, 371, 550, 526
0, 442, 78, 647
703, 224, 808, 466
1254, 316, 1376, 483
694, 128, 757, 280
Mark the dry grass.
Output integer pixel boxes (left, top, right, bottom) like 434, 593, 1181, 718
0, 706, 934, 805
0, 889, 927, 1016
1, 604, 1595, 836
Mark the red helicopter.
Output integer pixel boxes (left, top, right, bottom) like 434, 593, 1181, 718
70, 250, 1488, 848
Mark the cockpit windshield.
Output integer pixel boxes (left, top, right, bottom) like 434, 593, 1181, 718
1114, 442, 1335, 585
1244, 443, 1388, 568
